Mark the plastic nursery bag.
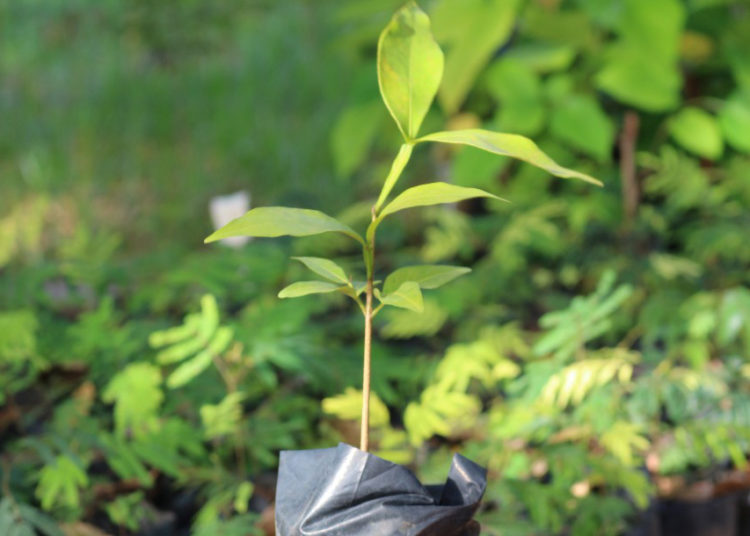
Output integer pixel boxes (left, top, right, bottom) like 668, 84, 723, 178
275, 442, 487, 536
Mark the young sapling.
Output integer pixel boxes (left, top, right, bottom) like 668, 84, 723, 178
205, 0, 600, 453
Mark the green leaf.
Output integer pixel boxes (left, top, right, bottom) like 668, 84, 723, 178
595, 0, 685, 111
201, 392, 246, 439
504, 43, 577, 73
404, 385, 480, 445
100, 434, 153, 486
377, 1, 444, 139
719, 92, 750, 154
383, 265, 470, 294
600, 421, 649, 466
379, 182, 505, 219
205, 207, 363, 245
149, 314, 199, 350
36, 456, 88, 511
16, 503, 64, 536
431, 0, 520, 114
166, 326, 233, 389
322, 387, 390, 428
330, 100, 383, 178
381, 300, 448, 339
485, 59, 545, 136
668, 107, 723, 160
166, 351, 213, 389
154, 320, 204, 364
0, 310, 38, 364
375, 281, 424, 312
234, 482, 254, 515
292, 256, 350, 285
102, 363, 163, 437
418, 129, 602, 185
452, 146, 507, 190
374, 143, 413, 213
278, 280, 342, 298
596, 51, 682, 112
540, 351, 637, 408
105, 492, 145, 531
549, 94, 614, 162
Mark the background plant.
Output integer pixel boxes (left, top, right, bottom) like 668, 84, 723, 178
1, 0, 749, 535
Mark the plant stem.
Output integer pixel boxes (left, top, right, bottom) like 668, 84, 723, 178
360, 275, 373, 452
619, 110, 640, 227
360, 143, 411, 451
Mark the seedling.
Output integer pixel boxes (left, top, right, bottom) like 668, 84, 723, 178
205, 1, 600, 452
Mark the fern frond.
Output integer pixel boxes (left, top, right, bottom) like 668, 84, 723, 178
149, 294, 234, 388
540, 349, 639, 409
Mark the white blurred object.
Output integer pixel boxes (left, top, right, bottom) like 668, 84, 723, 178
209, 191, 251, 248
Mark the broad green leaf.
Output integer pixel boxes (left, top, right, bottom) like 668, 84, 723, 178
383, 265, 470, 294
668, 107, 723, 160
719, 93, 750, 153
381, 300, 448, 339
596, 51, 682, 111
375, 281, 424, 312
485, 59, 545, 136
380, 182, 505, 219
292, 256, 350, 285
725, 17, 750, 90
431, 0, 520, 114
595, 0, 684, 111
205, 207, 363, 245
504, 43, 576, 74
452, 146, 507, 190
102, 363, 163, 437
278, 280, 342, 298
717, 287, 750, 350
331, 100, 383, 179
523, 3, 595, 50
550, 95, 614, 162
418, 129, 602, 185
377, 2, 444, 139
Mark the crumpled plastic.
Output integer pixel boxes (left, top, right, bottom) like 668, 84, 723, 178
275, 442, 487, 536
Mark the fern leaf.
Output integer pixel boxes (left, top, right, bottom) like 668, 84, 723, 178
540, 349, 638, 409
102, 362, 163, 437
201, 392, 247, 439
35, 456, 88, 511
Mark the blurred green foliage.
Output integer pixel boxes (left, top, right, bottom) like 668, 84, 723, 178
1, 0, 750, 535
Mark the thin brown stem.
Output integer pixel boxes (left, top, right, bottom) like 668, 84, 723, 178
360, 276, 373, 452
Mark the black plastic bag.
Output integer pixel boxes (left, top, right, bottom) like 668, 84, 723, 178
275, 442, 487, 535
